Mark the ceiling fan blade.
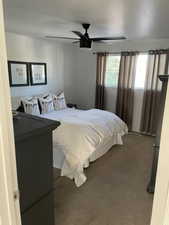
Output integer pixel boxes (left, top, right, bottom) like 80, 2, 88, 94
46, 36, 79, 40
91, 36, 126, 41
72, 41, 80, 44
72, 31, 84, 38
72, 31, 89, 41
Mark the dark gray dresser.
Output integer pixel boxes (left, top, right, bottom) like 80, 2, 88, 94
13, 113, 60, 225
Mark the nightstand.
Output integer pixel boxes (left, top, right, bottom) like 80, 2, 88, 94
67, 103, 77, 108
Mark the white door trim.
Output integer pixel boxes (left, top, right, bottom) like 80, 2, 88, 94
150, 80, 169, 225
0, 0, 21, 224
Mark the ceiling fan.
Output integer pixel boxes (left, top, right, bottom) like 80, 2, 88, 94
46, 23, 126, 49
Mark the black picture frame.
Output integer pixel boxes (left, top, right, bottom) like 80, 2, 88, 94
30, 63, 47, 85
8, 61, 29, 87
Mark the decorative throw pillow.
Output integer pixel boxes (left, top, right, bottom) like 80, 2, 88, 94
38, 95, 54, 114
21, 97, 40, 115
53, 92, 67, 110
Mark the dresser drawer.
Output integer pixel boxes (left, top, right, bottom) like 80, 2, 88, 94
22, 192, 54, 225
16, 132, 53, 212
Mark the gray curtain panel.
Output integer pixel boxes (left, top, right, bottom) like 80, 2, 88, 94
140, 50, 169, 135
116, 51, 138, 131
95, 53, 108, 109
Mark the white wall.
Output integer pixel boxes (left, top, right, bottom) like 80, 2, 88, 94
74, 49, 96, 109
5, 32, 76, 104
62, 44, 77, 103
93, 39, 169, 53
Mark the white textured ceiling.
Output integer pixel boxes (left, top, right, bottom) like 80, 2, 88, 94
3, 0, 169, 41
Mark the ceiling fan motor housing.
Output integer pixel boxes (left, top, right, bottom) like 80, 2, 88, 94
80, 39, 92, 48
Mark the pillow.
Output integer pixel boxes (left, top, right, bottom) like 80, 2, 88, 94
21, 97, 40, 115
37, 94, 51, 113
53, 92, 67, 110
38, 95, 54, 114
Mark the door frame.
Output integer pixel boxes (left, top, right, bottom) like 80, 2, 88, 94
150, 79, 169, 225
0, 0, 21, 224
1, 1, 169, 225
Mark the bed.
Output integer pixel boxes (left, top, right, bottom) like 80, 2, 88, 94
11, 96, 128, 187
39, 108, 128, 187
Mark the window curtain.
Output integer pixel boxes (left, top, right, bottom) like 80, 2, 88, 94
116, 51, 138, 131
95, 53, 108, 109
140, 49, 169, 135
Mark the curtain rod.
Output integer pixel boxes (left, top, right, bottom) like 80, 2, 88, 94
92, 50, 148, 55
92, 49, 169, 55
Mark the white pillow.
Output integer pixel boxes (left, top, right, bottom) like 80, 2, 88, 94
38, 95, 54, 114
22, 97, 40, 115
53, 92, 67, 110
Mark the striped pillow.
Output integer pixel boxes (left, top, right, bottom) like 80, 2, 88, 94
38, 95, 54, 114
53, 92, 67, 110
22, 97, 40, 115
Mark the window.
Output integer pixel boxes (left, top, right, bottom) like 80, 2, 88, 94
105, 55, 121, 87
134, 54, 148, 89
105, 53, 148, 89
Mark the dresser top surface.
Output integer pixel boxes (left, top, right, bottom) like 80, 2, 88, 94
13, 113, 60, 141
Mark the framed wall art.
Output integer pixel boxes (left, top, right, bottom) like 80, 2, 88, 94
8, 61, 29, 87
30, 63, 47, 85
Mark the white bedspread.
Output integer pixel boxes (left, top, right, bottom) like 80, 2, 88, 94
40, 108, 128, 186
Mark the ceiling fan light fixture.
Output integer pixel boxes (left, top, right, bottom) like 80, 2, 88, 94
80, 39, 92, 49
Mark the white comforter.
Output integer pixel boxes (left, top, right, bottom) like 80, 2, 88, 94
40, 108, 128, 186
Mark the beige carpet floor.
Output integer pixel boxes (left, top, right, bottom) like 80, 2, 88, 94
53, 134, 154, 225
